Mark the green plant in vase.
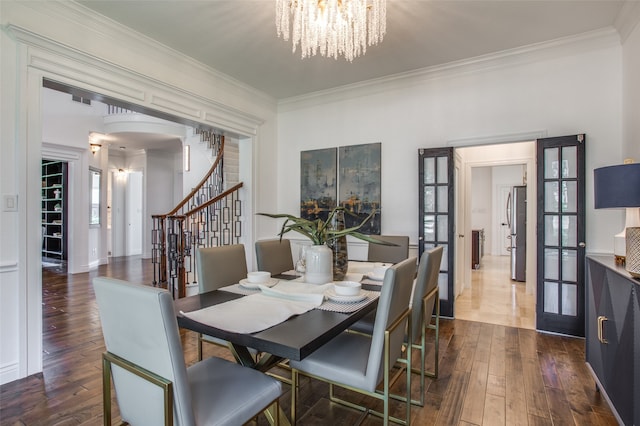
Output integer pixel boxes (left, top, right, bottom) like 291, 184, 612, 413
258, 207, 395, 283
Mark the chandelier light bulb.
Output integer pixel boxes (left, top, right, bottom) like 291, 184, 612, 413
276, 0, 386, 61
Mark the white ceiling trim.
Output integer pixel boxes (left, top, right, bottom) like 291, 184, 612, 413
7, 24, 265, 138
278, 27, 621, 112
615, 0, 640, 42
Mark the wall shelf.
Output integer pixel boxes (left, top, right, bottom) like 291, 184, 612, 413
41, 160, 67, 262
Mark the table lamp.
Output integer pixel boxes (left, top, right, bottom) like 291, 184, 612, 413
594, 160, 640, 277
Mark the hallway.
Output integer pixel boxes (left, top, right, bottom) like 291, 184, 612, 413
455, 255, 536, 329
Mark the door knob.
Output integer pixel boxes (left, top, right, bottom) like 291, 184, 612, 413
458, 234, 464, 238
578, 242, 586, 248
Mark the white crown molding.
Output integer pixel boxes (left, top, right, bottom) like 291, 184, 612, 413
42, 142, 84, 161
4, 5, 267, 138
7, 23, 264, 137
10, 0, 276, 107
614, 0, 640, 43
278, 27, 621, 111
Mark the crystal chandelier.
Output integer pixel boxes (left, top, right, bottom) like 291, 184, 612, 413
276, 0, 386, 62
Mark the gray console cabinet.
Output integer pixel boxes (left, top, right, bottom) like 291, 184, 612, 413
586, 255, 639, 425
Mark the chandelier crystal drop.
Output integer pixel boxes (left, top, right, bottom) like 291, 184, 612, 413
276, 0, 386, 61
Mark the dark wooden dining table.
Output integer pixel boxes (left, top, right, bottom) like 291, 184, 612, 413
174, 281, 379, 372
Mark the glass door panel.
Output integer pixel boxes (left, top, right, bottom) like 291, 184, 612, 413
419, 148, 454, 317
536, 135, 585, 336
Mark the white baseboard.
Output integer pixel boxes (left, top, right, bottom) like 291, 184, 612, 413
0, 361, 20, 386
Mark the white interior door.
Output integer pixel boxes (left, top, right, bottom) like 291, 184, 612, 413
126, 171, 143, 256
111, 171, 125, 257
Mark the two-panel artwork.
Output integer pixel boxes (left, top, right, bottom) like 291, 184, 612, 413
300, 142, 381, 234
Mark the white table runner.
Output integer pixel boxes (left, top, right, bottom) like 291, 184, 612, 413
181, 282, 331, 333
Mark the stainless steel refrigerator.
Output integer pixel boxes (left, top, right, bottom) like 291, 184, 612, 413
507, 185, 527, 281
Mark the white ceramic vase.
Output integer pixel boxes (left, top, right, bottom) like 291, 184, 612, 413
305, 244, 333, 284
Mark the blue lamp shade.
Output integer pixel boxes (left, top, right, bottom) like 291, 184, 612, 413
594, 163, 640, 209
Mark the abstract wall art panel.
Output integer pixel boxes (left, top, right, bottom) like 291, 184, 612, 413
300, 148, 337, 222
338, 143, 381, 234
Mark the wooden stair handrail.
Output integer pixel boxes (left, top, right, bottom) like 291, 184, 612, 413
183, 182, 243, 216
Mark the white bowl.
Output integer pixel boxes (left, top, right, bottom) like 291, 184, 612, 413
333, 281, 362, 296
247, 271, 271, 284
373, 263, 391, 277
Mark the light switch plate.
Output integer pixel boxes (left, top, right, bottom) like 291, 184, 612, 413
3, 194, 18, 212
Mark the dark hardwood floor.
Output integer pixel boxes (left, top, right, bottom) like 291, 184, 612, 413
0, 256, 618, 425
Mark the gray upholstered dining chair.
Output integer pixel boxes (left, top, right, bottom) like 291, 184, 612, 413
405, 246, 442, 405
196, 244, 248, 292
351, 246, 443, 407
255, 239, 294, 275
289, 257, 417, 425
94, 277, 282, 426
367, 235, 410, 264
195, 244, 249, 360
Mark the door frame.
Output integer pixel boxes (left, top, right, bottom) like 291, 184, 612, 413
454, 152, 465, 298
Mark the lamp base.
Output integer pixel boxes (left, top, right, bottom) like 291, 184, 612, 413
614, 254, 626, 266
626, 227, 640, 279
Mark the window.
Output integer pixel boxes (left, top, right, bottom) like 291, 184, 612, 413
90, 168, 101, 226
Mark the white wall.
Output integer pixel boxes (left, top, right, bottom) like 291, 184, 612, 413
470, 166, 492, 242
622, 16, 640, 160
277, 32, 624, 257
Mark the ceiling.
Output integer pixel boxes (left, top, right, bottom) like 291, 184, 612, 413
99, 131, 182, 153
77, 0, 631, 100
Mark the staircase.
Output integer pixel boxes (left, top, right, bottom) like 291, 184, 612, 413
152, 130, 243, 298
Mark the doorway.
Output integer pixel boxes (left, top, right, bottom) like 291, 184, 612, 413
109, 169, 143, 257
454, 142, 536, 329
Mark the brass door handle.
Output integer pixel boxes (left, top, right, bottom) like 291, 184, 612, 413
597, 315, 608, 344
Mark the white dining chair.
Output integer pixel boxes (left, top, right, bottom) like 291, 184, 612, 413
289, 256, 417, 425
255, 239, 294, 275
367, 235, 410, 264
350, 246, 443, 406
94, 277, 282, 426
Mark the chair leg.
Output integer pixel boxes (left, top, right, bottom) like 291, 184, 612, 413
197, 333, 203, 361
102, 355, 112, 426
291, 369, 298, 425
263, 400, 281, 426
426, 301, 440, 379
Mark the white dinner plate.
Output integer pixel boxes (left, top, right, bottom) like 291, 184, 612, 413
366, 272, 385, 281
326, 289, 368, 303
239, 278, 279, 290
